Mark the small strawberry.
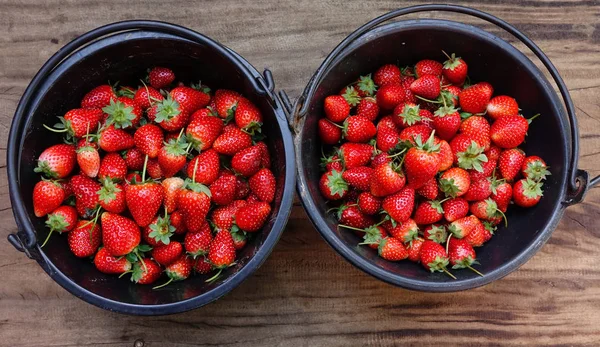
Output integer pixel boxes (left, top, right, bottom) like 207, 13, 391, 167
185, 223, 213, 257
162, 177, 184, 213
70, 174, 101, 218
465, 219, 487, 247
129, 259, 162, 285
376, 83, 405, 110
210, 173, 237, 206
318, 118, 342, 145
470, 198, 506, 224
513, 178, 543, 207
145, 213, 175, 246
342, 166, 373, 191
148, 67, 175, 89
356, 97, 379, 121
153, 255, 193, 288
177, 179, 212, 232
170, 86, 210, 115
407, 237, 425, 262
374, 64, 402, 86
442, 52, 468, 85
213, 127, 253, 156
212, 200, 247, 231
152, 241, 183, 266
487, 95, 519, 120
97, 178, 126, 213
255, 141, 271, 169
435, 137, 453, 171
415, 59, 443, 77
376, 125, 400, 153
448, 238, 483, 276
439, 167, 471, 198
336, 204, 374, 229
81, 85, 116, 109
123, 148, 145, 171
187, 149, 221, 185
94, 247, 132, 274
76, 143, 100, 178
354, 74, 377, 97
382, 187, 415, 224
410, 75, 441, 99
404, 133, 441, 189
234, 176, 250, 200
133, 85, 163, 110
134, 124, 164, 158
451, 136, 488, 172
35, 144, 76, 179
352, 225, 386, 249
232, 145, 262, 177
419, 240, 455, 278
126, 169, 164, 227
152, 96, 190, 132
170, 210, 187, 235
459, 115, 491, 151
441, 85, 461, 107
370, 162, 405, 197
458, 82, 493, 114
101, 212, 141, 256
343, 116, 377, 143
98, 125, 134, 152
378, 237, 409, 261
49, 108, 103, 139
442, 198, 469, 222
68, 220, 101, 257
146, 158, 163, 179
357, 192, 381, 215
389, 218, 419, 243
490, 178, 512, 212
339, 143, 373, 169
213, 89, 241, 119
158, 138, 188, 178
33, 180, 65, 217
521, 155, 550, 181
377, 115, 399, 132
235, 201, 271, 232
235, 97, 263, 132
41, 205, 78, 247
102, 98, 142, 129
463, 177, 492, 201
413, 200, 444, 225
98, 152, 127, 182
416, 177, 439, 200
208, 229, 236, 270
498, 148, 526, 182
194, 256, 213, 274
423, 224, 448, 244
399, 124, 433, 145
370, 152, 391, 168
433, 105, 461, 141
249, 168, 276, 203
401, 75, 417, 103
340, 86, 360, 107
448, 215, 478, 238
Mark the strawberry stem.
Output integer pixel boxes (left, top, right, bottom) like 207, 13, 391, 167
441, 50, 451, 60
527, 113, 541, 124
43, 124, 69, 133
152, 277, 173, 290
445, 234, 452, 254
415, 95, 442, 104
467, 265, 484, 277
141, 155, 148, 183
338, 224, 366, 232
442, 267, 457, 280
40, 229, 54, 248
387, 148, 407, 159
206, 268, 222, 283
192, 156, 199, 183
497, 209, 508, 228
119, 270, 133, 279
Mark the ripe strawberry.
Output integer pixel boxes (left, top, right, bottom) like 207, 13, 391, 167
235, 201, 271, 232
177, 180, 212, 232
158, 139, 188, 178
378, 237, 408, 261
161, 177, 185, 213
146, 158, 163, 179
70, 174, 101, 218
404, 133, 441, 189
470, 198, 505, 223
343, 116, 377, 143
210, 173, 237, 206
35, 144, 76, 179
152, 241, 183, 266
68, 220, 101, 257
212, 200, 247, 231
342, 166, 373, 191
441, 85, 461, 106
187, 149, 221, 185
465, 219, 487, 247
407, 237, 425, 262
33, 180, 65, 217
433, 105, 461, 141
52, 108, 103, 139
399, 124, 433, 145
439, 167, 471, 197
419, 241, 454, 277
255, 141, 271, 169
151, 96, 190, 132
442, 53, 468, 85
81, 85, 116, 109
374, 64, 402, 86
336, 204, 374, 229
370, 152, 391, 168
377, 115, 399, 132
153, 254, 193, 288
415, 59, 443, 77
318, 118, 342, 145
248, 168, 276, 203
213, 89, 241, 118
76, 144, 100, 178
370, 162, 405, 197
235, 97, 263, 132
213, 127, 252, 156
323, 95, 350, 123
459, 82, 493, 114
463, 177, 492, 201
339, 143, 373, 169
129, 259, 162, 285
126, 178, 164, 227
318, 169, 348, 201
232, 230, 248, 251
102, 97, 142, 129
413, 200, 444, 225
435, 138, 453, 172
356, 97, 379, 121
521, 155, 550, 181
97, 178, 126, 213
487, 95, 519, 120
99, 212, 141, 257
459, 115, 491, 151
208, 230, 236, 269
410, 75, 441, 99
123, 148, 144, 171
357, 192, 381, 215
98, 125, 134, 152
134, 85, 163, 110
169, 210, 186, 235
41, 205, 78, 247
389, 218, 419, 243
498, 148, 525, 182
194, 256, 212, 274
134, 124, 164, 158
448, 238, 482, 275
448, 215, 478, 239
422, 224, 447, 244
513, 178, 543, 207
185, 223, 213, 257
232, 145, 262, 177
392, 103, 433, 129
451, 136, 488, 172
170, 86, 210, 115
401, 75, 417, 103
491, 179, 512, 212
354, 225, 386, 249
148, 67, 175, 89
144, 213, 175, 246
376, 83, 405, 110
442, 198, 469, 222
234, 176, 250, 200
468, 153, 497, 181
94, 247, 132, 274
354, 74, 377, 97
98, 152, 127, 182
382, 187, 415, 223
376, 125, 400, 153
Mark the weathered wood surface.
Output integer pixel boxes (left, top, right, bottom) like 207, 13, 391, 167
1, 0, 600, 346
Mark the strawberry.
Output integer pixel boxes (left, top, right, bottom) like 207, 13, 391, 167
185, 223, 213, 257
498, 148, 525, 182
419, 240, 454, 277
376, 83, 405, 110
41, 205, 78, 247
439, 167, 470, 197
423, 224, 448, 244
463, 177, 492, 201
99, 125, 134, 152
94, 247, 132, 274
486, 145, 502, 162
152, 96, 190, 132
102, 97, 142, 129
319, 169, 348, 201
356, 97, 379, 121
194, 256, 213, 274
343, 116, 377, 143
374, 64, 402, 86
170, 210, 187, 235
162, 177, 184, 213
490, 179, 512, 212
401, 75, 417, 103
233, 230, 248, 250
339, 143, 373, 169
354, 74, 377, 97
459, 115, 490, 151
123, 148, 145, 171
212, 200, 247, 231
177, 180, 212, 232
378, 237, 408, 261
232, 145, 262, 177
76, 143, 100, 178
448, 238, 482, 276
318, 118, 342, 145
234, 176, 250, 200
68, 220, 101, 258
471, 198, 506, 226
465, 219, 487, 247
51, 108, 103, 139
210, 173, 237, 206
448, 215, 478, 238
154, 255, 193, 288
234, 97, 263, 132
382, 187, 415, 223
521, 155, 550, 181
389, 218, 419, 243
33, 180, 65, 217
190, 107, 217, 123
487, 95, 519, 120
133, 85, 163, 110
342, 166, 373, 191
371, 152, 391, 168
97, 178, 126, 213
435, 138, 453, 171
129, 259, 162, 285
413, 200, 444, 225
213, 89, 241, 119
357, 192, 381, 215
213, 127, 253, 156
404, 133, 440, 189
415, 60, 443, 77
468, 154, 497, 181
339, 86, 360, 108
249, 168, 276, 203
100, 212, 141, 256
433, 105, 461, 141
255, 141, 271, 169
416, 177, 439, 200
513, 178, 543, 207
70, 174, 101, 218
451, 136, 488, 172
144, 213, 175, 246
235, 201, 271, 232
134, 124, 164, 158
370, 162, 405, 197
158, 139, 188, 178
187, 149, 220, 185
442, 53, 468, 85
442, 198, 469, 222
355, 225, 386, 249
323, 95, 351, 123
407, 237, 425, 262
148, 67, 175, 89
410, 75, 441, 99
336, 204, 374, 229
170, 86, 210, 115
399, 124, 432, 145
441, 85, 461, 107
376, 125, 400, 153
152, 241, 183, 266
146, 158, 163, 179
458, 82, 493, 114
126, 178, 164, 227
392, 102, 433, 129
35, 144, 76, 179
81, 85, 116, 109
377, 115, 399, 132
98, 152, 127, 182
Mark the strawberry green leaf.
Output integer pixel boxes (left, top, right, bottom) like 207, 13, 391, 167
102, 99, 136, 129
342, 86, 361, 107
457, 141, 488, 172
356, 74, 377, 96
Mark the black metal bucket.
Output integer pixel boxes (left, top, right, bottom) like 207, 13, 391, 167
284, 5, 599, 291
6, 20, 296, 315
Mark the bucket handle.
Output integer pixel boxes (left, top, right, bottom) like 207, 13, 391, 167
294, 4, 596, 202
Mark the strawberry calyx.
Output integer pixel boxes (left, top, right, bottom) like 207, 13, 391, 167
451, 254, 478, 269
125, 244, 153, 272
356, 74, 377, 96
426, 225, 447, 244
524, 160, 551, 181
522, 178, 544, 199
148, 210, 175, 245
426, 255, 452, 274
164, 136, 189, 157
342, 86, 361, 107
414, 132, 440, 154
184, 178, 212, 197
483, 221, 497, 235
326, 169, 349, 198
190, 81, 211, 94
130, 261, 151, 283
41, 213, 70, 248
34, 160, 61, 179
117, 86, 136, 98
439, 178, 460, 197
442, 52, 462, 70
448, 222, 467, 239
400, 103, 422, 126
457, 140, 488, 172
97, 178, 120, 204
103, 99, 136, 129
43, 116, 75, 138
434, 104, 457, 118
154, 96, 181, 123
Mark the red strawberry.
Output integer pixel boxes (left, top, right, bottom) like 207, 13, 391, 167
468, 153, 497, 181
98, 152, 127, 182
343, 116, 376, 143
339, 143, 373, 169
235, 201, 271, 232
151, 96, 190, 132
235, 97, 263, 132
98, 125, 134, 152
470, 198, 505, 223
416, 177, 439, 200
190, 107, 217, 123
465, 219, 487, 247
213, 89, 241, 119
433, 105, 461, 141
459, 115, 491, 151
97, 178, 126, 213
370, 162, 405, 197
410, 75, 441, 99
320, 170, 348, 200
144, 213, 175, 246
357, 192, 381, 215
68, 220, 101, 258
448, 238, 482, 276
374, 64, 401, 86
133, 85, 163, 110
129, 259, 162, 285
255, 141, 271, 169
162, 177, 184, 213
376, 125, 400, 153
185, 223, 213, 257
232, 145, 262, 177
401, 75, 417, 103
355, 225, 386, 249
70, 174, 101, 218
81, 85, 116, 109
33, 180, 65, 217
234, 176, 250, 200
492, 114, 534, 149
423, 224, 448, 244
152, 241, 183, 266
378, 237, 409, 261
382, 187, 415, 223
356, 97, 379, 121
459, 82, 493, 114
415, 59, 443, 77
158, 139, 188, 178
146, 158, 163, 179
337, 204, 374, 229
319, 118, 342, 145
487, 95, 519, 120
187, 149, 221, 185
404, 133, 441, 189
491, 179, 512, 212
41, 205, 78, 247
389, 218, 419, 243
436, 138, 453, 171
35, 144, 76, 179
442, 198, 469, 222
94, 247, 132, 274
210, 173, 237, 206
419, 240, 454, 277
233, 230, 249, 251
77, 144, 100, 178
376, 83, 405, 110
392, 102, 433, 129
439, 167, 471, 197
463, 177, 492, 201
354, 74, 377, 97
521, 155, 550, 181
170, 210, 187, 235
148, 67, 175, 89
324, 95, 350, 123
100, 212, 141, 256
126, 180, 164, 227
448, 215, 478, 239
498, 148, 526, 182
156, 255, 193, 288
177, 180, 212, 232
377, 115, 399, 132
102, 97, 142, 129
249, 168, 276, 203
407, 237, 425, 262
123, 148, 144, 171
513, 178, 543, 207
371, 152, 391, 168
342, 166, 373, 191
212, 200, 247, 231
208, 230, 236, 269
53, 108, 103, 139
213, 127, 252, 156
194, 256, 213, 274
441, 85, 461, 107
451, 136, 488, 172
413, 200, 444, 225
133, 124, 164, 158
486, 145, 502, 162
442, 53, 468, 85
170, 86, 210, 115
399, 124, 432, 145
124, 172, 142, 188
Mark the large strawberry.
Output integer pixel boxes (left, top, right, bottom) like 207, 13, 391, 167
232, 145, 262, 177
213, 89, 241, 119
370, 162, 405, 197
357, 192, 381, 215
208, 229, 236, 269
152, 241, 183, 266
213, 127, 253, 156
123, 148, 145, 171
419, 240, 455, 278
513, 178, 543, 207
153, 255, 193, 288
212, 200, 247, 231
186, 114, 223, 151
521, 155, 550, 181
459, 115, 491, 151
407, 237, 425, 262
125, 165, 164, 227
356, 97, 379, 121
376, 83, 405, 110
151, 95, 190, 132
490, 114, 536, 149
33, 180, 65, 217
378, 237, 409, 261
158, 138, 188, 178
448, 215, 478, 239
451, 135, 488, 173
374, 64, 401, 86
458, 82, 493, 114
177, 179, 212, 232
491, 178, 512, 212
129, 259, 162, 285
210, 173, 237, 206
170, 86, 210, 115
318, 118, 342, 145
439, 167, 470, 198
487, 95, 519, 120
415, 59, 443, 77
442, 53, 468, 85
97, 178, 126, 213
343, 116, 377, 143
35, 144, 76, 179
70, 174, 101, 218
435, 137, 453, 171
442, 197, 469, 222
76, 143, 100, 178
185, 223, 213, 257
187, 149, 221, 185
399, 124, 432, 145
416, 177, 439, 200
342, 166, 373, 192
81, 85, 116, 109
68, 220, 101, 258
382, 187, 415, 224
249, 168, 276, 203
375, 125, 400, 153
324, 95, 351, 123
410, 75, 441, 100
101, 212, 141, 256
134, 124, 164, 158
413, 200, 444, 225
498, 148, 525, 182
235, 97, 263, 133
98, 152, 127, 182
463, 177, 492, 201
388, 218, 419, 243
404, 133, 440, 189
339, 143, 373, 169
49, 108, 103, 139
447, 237, 483, 276
433, 105, 461, 141
98, 125, 134, 152
235, 201, 271, 232
337, 204, 374, 229
94, 247, 132, 275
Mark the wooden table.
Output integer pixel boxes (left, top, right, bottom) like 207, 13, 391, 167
2, 1, 600, 346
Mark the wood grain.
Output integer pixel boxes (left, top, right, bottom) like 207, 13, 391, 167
2, 0, 600, 346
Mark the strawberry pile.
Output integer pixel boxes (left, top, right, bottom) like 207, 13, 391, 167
318, 53, 550, 278
32, 67, 275, 287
